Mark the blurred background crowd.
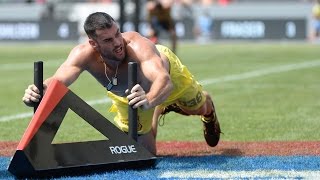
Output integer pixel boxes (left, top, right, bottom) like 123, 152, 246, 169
0, 0, 319, 44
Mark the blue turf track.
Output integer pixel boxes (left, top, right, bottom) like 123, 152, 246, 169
1, 156, 320, 179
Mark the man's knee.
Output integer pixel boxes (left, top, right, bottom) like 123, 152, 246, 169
181, 91, 213, 116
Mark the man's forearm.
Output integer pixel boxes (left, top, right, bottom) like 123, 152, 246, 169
146, 75, 173, 109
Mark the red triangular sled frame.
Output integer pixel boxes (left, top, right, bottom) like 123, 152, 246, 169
8, 80, 157, 178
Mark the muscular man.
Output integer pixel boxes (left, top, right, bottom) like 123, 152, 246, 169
22, 12, 221, 155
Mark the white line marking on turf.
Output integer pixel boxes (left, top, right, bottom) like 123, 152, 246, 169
1, 59, 320, 122
0, 61, 61, 71
160, 170, 320, 179
0, 112, 34, 122
200, 59, 320, 85
0, 98, 111, 122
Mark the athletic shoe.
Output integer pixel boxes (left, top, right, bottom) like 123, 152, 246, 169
201, 104, 221, 147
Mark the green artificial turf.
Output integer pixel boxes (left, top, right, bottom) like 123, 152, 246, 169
0, 42, 319, 143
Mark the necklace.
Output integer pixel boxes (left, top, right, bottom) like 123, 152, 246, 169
101, 56, 119, 91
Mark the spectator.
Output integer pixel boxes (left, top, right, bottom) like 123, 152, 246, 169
193, 11, 213, 43
40, 1, 55, 21
193, 0, 213, 43
310, 0, 320, 42
146, 0, 177, 53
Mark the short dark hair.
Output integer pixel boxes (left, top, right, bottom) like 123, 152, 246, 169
84, 12, 115, 39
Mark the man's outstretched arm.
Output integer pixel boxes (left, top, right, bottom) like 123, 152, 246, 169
22, 45, 88, 106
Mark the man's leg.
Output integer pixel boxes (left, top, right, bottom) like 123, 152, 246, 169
179, 91, 213, 116
179, 91, 221, 147
154, 90, 221, 147
202, 106, 221, 147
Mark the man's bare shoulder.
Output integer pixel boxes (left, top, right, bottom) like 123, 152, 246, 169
122, 31, 139, 36
122, 32, 156, 60
122, 31, 141, 42
63, 41, 99, 70
68, 41, 98, 62
122, 31, 153, 49
70, 41, 95, 57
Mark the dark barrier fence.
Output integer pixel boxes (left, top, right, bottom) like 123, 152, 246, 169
0, 21, 78, 41
0, 18, 306, 42
214, 19, 306, 40
123, 18, 306, 41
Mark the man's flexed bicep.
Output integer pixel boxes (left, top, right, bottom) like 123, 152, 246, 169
142, 55, 173, 108
130, 36, 173, 109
